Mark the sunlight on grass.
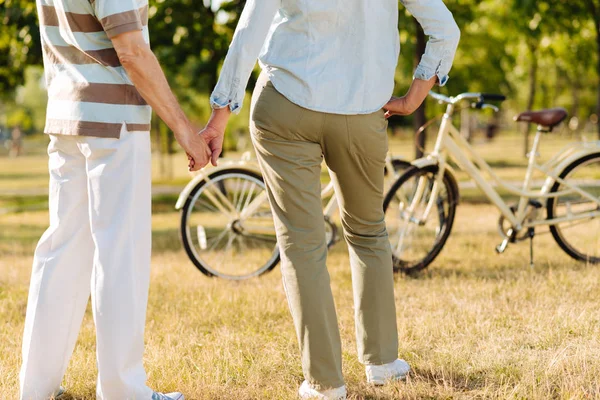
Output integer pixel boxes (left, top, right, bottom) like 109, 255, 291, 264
1, 203, 600, 399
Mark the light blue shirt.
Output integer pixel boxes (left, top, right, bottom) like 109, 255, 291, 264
211, 0, 460, 115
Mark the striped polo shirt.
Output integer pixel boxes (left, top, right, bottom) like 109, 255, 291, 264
37, 0, 151, 139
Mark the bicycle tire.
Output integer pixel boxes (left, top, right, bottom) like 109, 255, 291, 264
547, 152, 600, 264
383, 165, 459, 274
385, 158, 412, 177
180, 168, 280, 279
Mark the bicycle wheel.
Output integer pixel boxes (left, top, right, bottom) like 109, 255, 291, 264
180, 168, 280, 279
547, 152, 600, 264
384, 158, 412, 178
383, 165, 458, 273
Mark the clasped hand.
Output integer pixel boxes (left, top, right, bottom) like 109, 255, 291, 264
183, 125, 224, 172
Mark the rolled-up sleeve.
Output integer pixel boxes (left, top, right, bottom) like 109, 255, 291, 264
210, 0, 280, 114
94, 0, 144, 39
401, 0, 460, 86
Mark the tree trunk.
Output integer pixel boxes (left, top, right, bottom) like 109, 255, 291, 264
523, 42, 538, 157
571, 77, 580, 131
596, 15, 600, 139
151, 114, 163, 177
414, 20, 427, 159
586, 0, 600, 138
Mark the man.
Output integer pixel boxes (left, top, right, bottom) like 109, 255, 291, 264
20, 1, 211, 398
199, 0, 460, 398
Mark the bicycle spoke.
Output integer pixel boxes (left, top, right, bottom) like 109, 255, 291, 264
206, 228, 230, 253
232, 177, 242, 209
236, 179, 250, 212
242, 183, 257, 213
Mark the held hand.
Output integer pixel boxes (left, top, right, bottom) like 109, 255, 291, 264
199, 125, 225, 167
193, 107, 231, 167
177, 127, 212, 172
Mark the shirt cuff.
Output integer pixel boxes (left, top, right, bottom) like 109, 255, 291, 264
210, 92, 242, 114
105, 21, 143, 39
414, 61, 449, 87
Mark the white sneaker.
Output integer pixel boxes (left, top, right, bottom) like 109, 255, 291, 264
365, 359, 410, 385
298, 380, 347, 399
152, 392, 185, 400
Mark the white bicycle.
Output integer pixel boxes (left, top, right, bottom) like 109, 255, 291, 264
176, 152, 410, 280
384, 91, 600, 274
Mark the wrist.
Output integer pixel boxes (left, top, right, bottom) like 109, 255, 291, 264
173, 121, 195, 143
208, 108, 231, 133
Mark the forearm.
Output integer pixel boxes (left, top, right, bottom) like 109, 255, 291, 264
405, 76, 438, 112
383, 75, 437, 117
206, 108, 231, 132
119, 44, 191, 139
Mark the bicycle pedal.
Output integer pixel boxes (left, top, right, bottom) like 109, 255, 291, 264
495, 229, 513, 254
495, 240, 509, 254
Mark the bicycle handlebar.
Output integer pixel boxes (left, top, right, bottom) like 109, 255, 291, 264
429, 91, 506, 105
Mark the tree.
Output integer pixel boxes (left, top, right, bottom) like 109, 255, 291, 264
0, 0, 42, 95
413, 22, 427, 159
584, 0, 600, 138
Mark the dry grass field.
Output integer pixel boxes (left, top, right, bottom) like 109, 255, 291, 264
1, 132, 600, 399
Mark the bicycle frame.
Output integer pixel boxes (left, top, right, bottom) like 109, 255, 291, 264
414, 101, 600, 233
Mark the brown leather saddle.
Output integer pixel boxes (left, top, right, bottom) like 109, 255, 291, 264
514, 108, 568, 130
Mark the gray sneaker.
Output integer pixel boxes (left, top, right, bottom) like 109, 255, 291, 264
365, 359, 410, 385
52, 387, 66, 399
298, 381, 346, 400
152, 392, 184, 400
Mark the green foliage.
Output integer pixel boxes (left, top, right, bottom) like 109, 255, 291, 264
1, 0, 599, 142
3, 67, 46, 133
0, 0, 41, 95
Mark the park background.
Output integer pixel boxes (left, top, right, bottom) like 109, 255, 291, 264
1, 0, 600, 399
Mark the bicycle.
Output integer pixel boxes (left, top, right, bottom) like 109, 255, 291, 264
384, 91, 600, 274
176, 152, 410, 280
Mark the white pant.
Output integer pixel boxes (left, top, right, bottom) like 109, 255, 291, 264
20, 128, 154, 400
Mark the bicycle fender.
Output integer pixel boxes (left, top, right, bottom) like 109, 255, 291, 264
540, 145, 600, 195
410, 157, 439, 170
174, 160, 262, 210
411, 157, 458, 179
409, 157, 460, 203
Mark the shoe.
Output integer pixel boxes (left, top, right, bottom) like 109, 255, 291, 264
53, 387, 66, 399
298, 380, 346, 399
152, 392, 185, 400
366, 359, 410, 385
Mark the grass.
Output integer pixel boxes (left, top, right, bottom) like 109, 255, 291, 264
1, 132, 600, 399
1, 202, 600, 399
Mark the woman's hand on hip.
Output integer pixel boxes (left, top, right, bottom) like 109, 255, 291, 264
383, 75, 438, 119
383, 96, 418, 118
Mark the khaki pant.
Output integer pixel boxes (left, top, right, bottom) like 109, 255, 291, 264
250, 74, 398, 389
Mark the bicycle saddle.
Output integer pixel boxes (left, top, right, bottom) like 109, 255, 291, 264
514, 108, 568, 129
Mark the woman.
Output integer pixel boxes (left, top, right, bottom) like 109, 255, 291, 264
197, 1, 460, 398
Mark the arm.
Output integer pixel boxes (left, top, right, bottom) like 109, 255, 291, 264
199, 0, 280, 167
384, 0, 460, 117
111, 31, 211, 170
94, 0, 209, 170
383, 76, 437, 118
